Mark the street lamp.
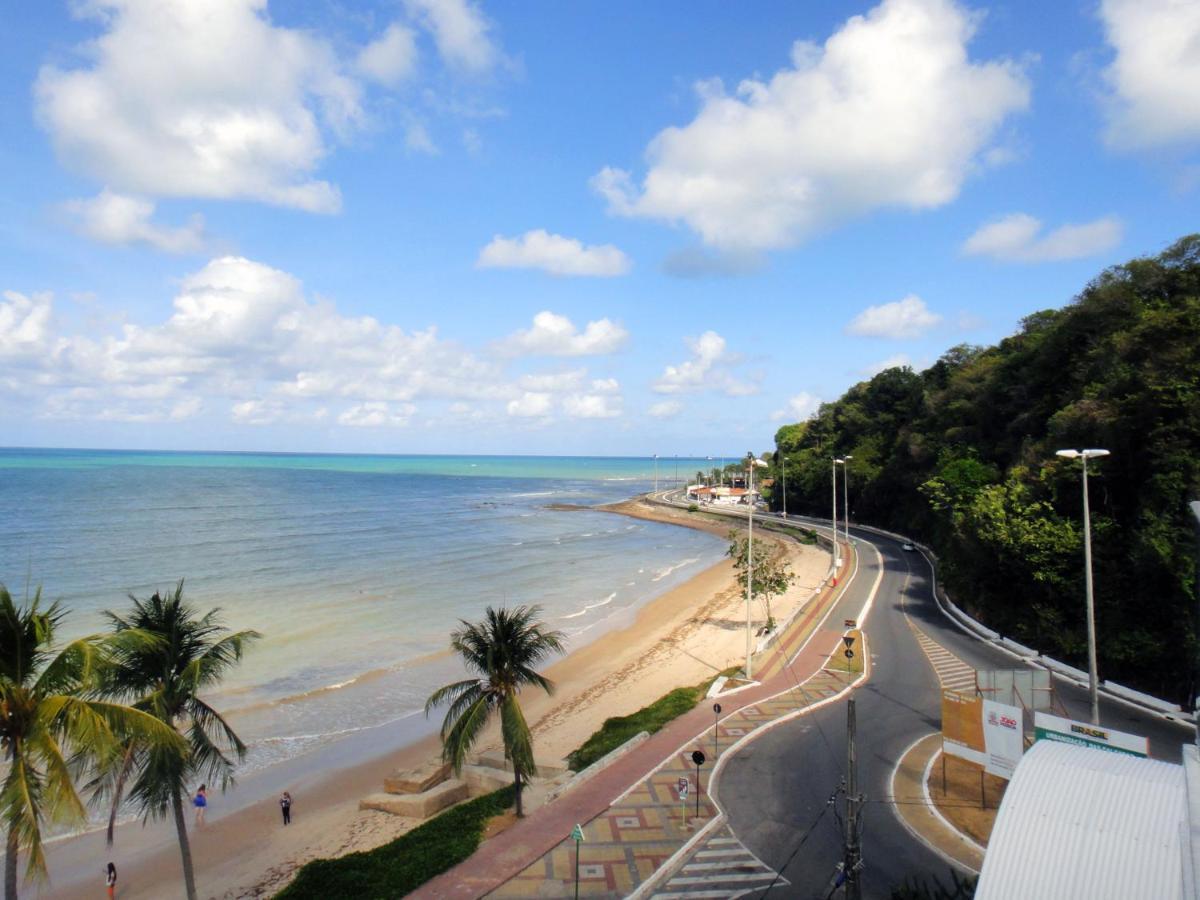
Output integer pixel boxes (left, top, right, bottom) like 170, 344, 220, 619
745, 453, 756, 680
831, 457, 840, 578
841, 456, 853, 550
1056, 447, 1110, 725
782, 456, 789, 519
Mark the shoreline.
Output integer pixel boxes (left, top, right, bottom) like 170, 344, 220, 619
42, 497, 828, 900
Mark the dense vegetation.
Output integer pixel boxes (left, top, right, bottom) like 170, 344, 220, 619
771, 236, 1199, 704
277, 786, 515, 899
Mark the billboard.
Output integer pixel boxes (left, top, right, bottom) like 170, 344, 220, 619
941, 691, 1023, 779
1033, 711, 1148, 758
982, 699, 1023, 778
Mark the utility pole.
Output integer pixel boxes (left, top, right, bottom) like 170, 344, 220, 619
745, 452, 755, 681
842, 698, 862, 900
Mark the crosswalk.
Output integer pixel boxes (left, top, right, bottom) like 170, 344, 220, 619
909, 626, 977, 694
651, 825, 790, 899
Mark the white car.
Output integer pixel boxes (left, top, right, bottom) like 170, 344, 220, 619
901, 542, 915, 552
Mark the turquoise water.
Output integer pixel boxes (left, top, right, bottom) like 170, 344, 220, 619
0, 448, 724, 775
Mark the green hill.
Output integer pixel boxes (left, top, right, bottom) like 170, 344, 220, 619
773, 235, 1199, 704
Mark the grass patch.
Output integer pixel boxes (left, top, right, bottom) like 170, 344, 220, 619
566, 668, 741, 772
276, 785, 515, 899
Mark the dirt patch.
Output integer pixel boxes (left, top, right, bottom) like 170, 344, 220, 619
926, 752, 1004, 847
482, 810, 519, 840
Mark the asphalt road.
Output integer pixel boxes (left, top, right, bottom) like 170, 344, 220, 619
707, 517, 1194, 899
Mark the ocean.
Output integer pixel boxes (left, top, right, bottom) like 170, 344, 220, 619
0, 448, 727, 778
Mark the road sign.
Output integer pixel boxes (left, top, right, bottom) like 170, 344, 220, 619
677, 777, 689, 797
844, 648, 854, 659
571, 823, 585, 842
842, 634, 855, 649
713, 702, 722, 714
691, 750, 706, 766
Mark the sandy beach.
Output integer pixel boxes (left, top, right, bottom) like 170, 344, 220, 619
41, 500, 827, 900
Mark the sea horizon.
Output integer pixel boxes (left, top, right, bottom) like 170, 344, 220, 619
1, 446, 728, 792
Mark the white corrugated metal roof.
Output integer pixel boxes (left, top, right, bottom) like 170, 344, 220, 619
976, 740, 1184, 900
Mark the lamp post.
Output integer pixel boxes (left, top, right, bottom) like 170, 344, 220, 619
654, 454, 659, 495
831, 457, 839, 579
1056, 448, 1110, 726
841, 455, 853, 549
782, 456, 789, 519
745, 452, 756, 680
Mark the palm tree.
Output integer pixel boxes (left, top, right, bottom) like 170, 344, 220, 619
0, 586, 182, 900
425, 605, 564, 818
98, 582, 260, 900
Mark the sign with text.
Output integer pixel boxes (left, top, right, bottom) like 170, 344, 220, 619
982, 699, 1023, 778
941, 690, 985, 767
1033, 712, 1148, 758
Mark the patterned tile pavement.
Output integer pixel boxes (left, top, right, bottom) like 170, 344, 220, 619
489, 666, 860, 899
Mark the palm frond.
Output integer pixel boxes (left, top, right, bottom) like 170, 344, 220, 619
499, 694, 536, 778
439, 692, 491, 774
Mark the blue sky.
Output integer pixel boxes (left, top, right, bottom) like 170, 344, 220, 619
1, 0, 1197, 456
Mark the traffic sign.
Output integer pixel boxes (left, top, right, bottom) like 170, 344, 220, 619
842, 634, 855, 649
844, 648, 854, 659
713, 702, 722, 714
677, 777, 689, 797
691, 750, 706, 766
571, 823, 585, 842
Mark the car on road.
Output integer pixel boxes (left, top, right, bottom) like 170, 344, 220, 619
901, 542, 915, 551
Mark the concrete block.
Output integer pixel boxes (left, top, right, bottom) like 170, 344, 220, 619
383, 761, 450, 795
359, 778, 468, 819
462, 765, 511, 795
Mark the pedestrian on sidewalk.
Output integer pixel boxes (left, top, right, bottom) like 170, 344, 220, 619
280, 791, 292, 826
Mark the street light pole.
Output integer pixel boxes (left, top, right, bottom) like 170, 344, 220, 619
782, 456, 789, 519
1056, 448, 1110, 726
842, 455, 853, 550
831, 458, 839, 579
745, 452, 755, 681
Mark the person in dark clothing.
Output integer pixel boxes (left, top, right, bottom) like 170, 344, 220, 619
280, 791, 292, 825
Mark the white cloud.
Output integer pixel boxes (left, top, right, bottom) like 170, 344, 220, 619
861, 353, 913, 376
653, 331, 757, 396
35, 0, 362, 213
2, 256, 511, 424
518, 369, 586, 392
405, 119, 439, 154
338, 401, 416, 427
592, 0, 1028, 252
506, 391, 552, 418
500, 311, 628, 357
590, 377, 619, 394
357, 23, 419, 86
771, 392, 821, 421
562, 393, 621, 419
0, 290, 55, 360
1099, 0, 1200, 149
962, 213, 1124, 262
846, 294, 942, 339
63, 190, 207, 253
477, 230, 631, 277
404, 0, 498, 73
648, 400, 683, 419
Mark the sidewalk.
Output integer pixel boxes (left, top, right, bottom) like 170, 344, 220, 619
416, 542, 864, 899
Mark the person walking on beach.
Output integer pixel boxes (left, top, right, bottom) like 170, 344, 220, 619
105, 862, 117, 899
280, 791, 292, 826
193, 784, 207, 825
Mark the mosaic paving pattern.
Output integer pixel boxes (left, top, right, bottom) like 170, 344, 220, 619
489, 668, 858, 899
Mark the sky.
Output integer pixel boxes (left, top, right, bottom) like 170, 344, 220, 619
1, 0, 1197, 457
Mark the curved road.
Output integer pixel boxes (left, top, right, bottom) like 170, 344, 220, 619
656, 494, 1193, 898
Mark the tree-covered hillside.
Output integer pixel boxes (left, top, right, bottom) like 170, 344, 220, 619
772, 236, 1199, 704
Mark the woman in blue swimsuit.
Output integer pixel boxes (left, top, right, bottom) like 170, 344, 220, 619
193, 784, 207, 826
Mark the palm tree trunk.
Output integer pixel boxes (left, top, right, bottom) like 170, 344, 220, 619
513, 767, 524, 818
5, 827, 18, 900
170, 786, 197, 900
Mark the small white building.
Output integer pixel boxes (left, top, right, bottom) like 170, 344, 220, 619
685, 485, 758, 506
